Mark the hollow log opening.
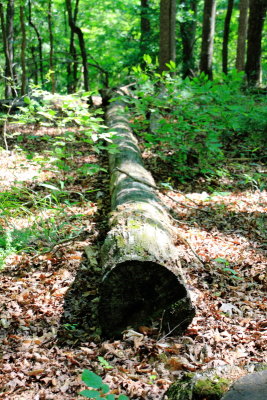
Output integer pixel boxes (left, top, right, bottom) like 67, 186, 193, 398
99, 260, 190, 338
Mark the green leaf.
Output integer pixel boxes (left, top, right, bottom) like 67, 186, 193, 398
160, 182, 173, 190
101, 383, 110, 394
105, 395, 115, 400
118, 395, 129, 400
81, 370, 103, 389
39, 183, 60, 191
98, 356, 113, 369
223, 267, 237, 275
214, 257, 228, 265
24, 96, 31, 105
166, 60, 176, 71
79, 389, 101, 399
143, 54, 152, 65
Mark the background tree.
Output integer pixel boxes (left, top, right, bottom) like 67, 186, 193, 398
159, 0, 176, 72
222, 0, 234, 75
0, 0, 266, 97
199, 0, 216, 79
0, 0, 17, 98
20, 6, 26, 95
67, 0, 79, 93
245, 0, 267, 86
236, 0, 249, 71
140, 0, 151, 59
28, 0, 44, 85
65, 0, 89, 91
48, 0, 55, 93
178, 0, 198, 78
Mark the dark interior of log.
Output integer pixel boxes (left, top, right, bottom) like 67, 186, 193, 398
99, 261, 190, 338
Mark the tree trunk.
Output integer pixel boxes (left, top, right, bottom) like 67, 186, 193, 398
5, 0, 16, 97
199, 0, 216, 79
28, 0, 44, 85
67, 0, 79, 93
0, 0, 17, 98
65, 0, 90, 92
0, 4, 8, 91
30, 46, 39, 85
159, 0, 176, 72
179, 0, 198, 78
236, 0, 249, 71
222, 0, 234, 75
245, 0, 267, 86
20, 6, 26, 95
99, 89, 195, 338
48, 0, 55, 93
140, 0, 151, 59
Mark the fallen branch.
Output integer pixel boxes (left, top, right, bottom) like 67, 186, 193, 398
30, 229, 89, 261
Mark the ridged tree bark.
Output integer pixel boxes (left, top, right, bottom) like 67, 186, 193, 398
20, 6, 26, 95
245, 0, 267, 86
28, 0, 44, 85
236, 0, 249, 71
222, 0, 234, 75
48, 0, 55, 93
159, 0, 176, 72
199, 0, 216, 79
65, 0, 90, 92
179, 0, 198, 78
140, 0, 151, 59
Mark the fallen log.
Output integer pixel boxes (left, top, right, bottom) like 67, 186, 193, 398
98, 88, 195, 338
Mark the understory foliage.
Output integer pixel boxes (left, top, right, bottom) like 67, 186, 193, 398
0, 90, 114, 269
130, 67, 267, 181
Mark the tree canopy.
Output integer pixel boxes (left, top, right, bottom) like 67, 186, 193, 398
0, 0, 266, 95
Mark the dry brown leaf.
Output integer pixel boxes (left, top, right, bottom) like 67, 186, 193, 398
27, 369, 45, 376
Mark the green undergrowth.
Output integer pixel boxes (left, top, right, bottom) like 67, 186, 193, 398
129, 66, 267, 183
0, 190, 93, 269
0, 90, 114, 269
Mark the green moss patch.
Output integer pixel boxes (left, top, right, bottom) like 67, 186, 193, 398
165, 373, 231, 400
193, 377, 230, 400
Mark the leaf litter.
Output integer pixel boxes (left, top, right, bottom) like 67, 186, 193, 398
0, 126, 266, 399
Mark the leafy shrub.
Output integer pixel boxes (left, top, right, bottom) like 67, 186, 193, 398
11, 88, 117, 162
130, 68, 267, 181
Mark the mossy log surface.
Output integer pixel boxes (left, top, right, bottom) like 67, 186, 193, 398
99, 89, 195, 337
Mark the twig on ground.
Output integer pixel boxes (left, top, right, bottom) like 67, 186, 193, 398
176, 231, 205, 266
157, 318, 192, 342
30, 230, 90, 261
167, 213, 205, 265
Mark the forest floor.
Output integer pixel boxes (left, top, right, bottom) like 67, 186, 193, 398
0, 123, 266, 399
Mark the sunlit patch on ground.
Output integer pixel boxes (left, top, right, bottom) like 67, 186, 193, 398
0, 150, 55, 190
